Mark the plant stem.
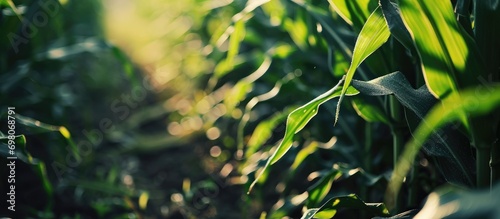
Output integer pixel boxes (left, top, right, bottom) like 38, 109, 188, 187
455, 0, 473, 36
361, 122, 372, 201
408, 160, 418, 207
491, 139, 500, 187
390, 95, 404, 212
364, 122, 372, 173
477, 147, 491, 188
358, 122, 372, 219
470, 117, 495, 189
390, 96, 403, 167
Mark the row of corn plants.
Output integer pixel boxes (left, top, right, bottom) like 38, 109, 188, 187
206, 0, 500, 217
0, 0, 160, 217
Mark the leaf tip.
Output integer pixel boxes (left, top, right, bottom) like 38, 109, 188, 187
59, 126, 71, 139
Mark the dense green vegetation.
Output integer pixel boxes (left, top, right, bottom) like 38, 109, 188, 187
1, 0, 499, 218
223, 0, 500, 218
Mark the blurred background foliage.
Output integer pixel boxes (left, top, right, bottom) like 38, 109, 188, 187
1, 0, 499, 218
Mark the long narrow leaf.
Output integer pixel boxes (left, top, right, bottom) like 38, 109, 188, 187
328, 0, 378, 29
248, 78, 359, 193
386, 85, 500, 210
307, 170, 342, 207
351, 97, 391, 124
270, 78, 358, 165
352, 72, 474, 186
302, 194, 390, 219
397, 0, 484, 99
213, 0, 270, 78
379, 0, 413, 51
15, 114, 78, 159
246, 108, 293, 158
351, 72, 436, 119
335, 6, 390, 124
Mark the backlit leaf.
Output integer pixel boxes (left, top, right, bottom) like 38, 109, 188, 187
270, 78, 358, 165
215, 19, 247, 77
335, 6, 390, 124
302, 194, 390, 219
328, 0, 378, 29
248, 78, 359, 193
351, 97, 390, 124
246, 109, 291, 158
283, 10, 309, 50
15, 114, 79, 159
291, 141, 319, 170
307, 170, 342, 207
397, 0, 484, 99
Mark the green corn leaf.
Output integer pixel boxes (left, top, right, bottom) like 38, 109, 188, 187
302, 194, 390, 219
213, 0, 270, 78
290, 0, 353, 63
267, 192, 309, 218
307, 170, 342, 207
351, 97, 391, 124
270, 78, 358, 165
386, 85, 500, 210
283, 10, 310, 50
235, 55, 278, 151
261, 0, 286, 26
0, 135, 30, 162
397, 0, 484, 99
351, 72, 436, 119
301, 209, 319, 219
215, 19, 246, 77
15, 114, 62, 133
328, 0, 378, 30
33, 162, 54, 199
0, 135, 53, 198
351, 72, 474, 186
328, 0, 393, 79
224, 80, 252, 112
237, 61, 298, 153
246, 109, 292, 158
335, 6, 390, 125
290, 140, 319, 170
227, 19, 246, 70
379, 0, 414, 51
248, 78, 359, 193
15, 114, 79, 159
292, 0, 390, 81
406, 113, 475, 187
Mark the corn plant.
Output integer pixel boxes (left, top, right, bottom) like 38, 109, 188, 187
210, 0, 500, 217
0, 1, 150, 217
